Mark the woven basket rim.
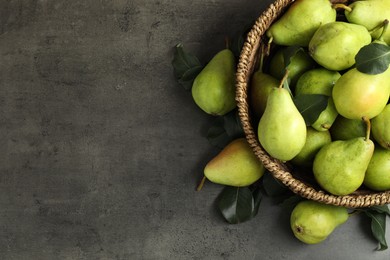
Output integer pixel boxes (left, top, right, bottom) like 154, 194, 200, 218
235, 0, 390, 208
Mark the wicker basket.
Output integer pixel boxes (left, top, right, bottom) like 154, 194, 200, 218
235, 0, 390, 207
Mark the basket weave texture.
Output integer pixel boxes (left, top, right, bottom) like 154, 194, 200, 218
235, 0, 390, 208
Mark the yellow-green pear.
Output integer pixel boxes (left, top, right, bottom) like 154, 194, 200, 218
295, 68, 340, 131
364, 146, 390, 191
266, 0, 336, 46
269, 48, 316, 88
372, 104, 390, 150
332, 68, 390, 120
330, 116, 366, 141
192, 49, 236, 116
342, 0, 390, 45
309, 22, 371, 71
290, 200, 349, 244
250, 71, 279, 118
291, 127, 332, 167
313, 136, 374, 195
204, 138, 265, 187
257, 87, 307, 161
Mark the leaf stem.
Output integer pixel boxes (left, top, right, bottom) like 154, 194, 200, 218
362, 116, 371, 141
196, 175, 207, 191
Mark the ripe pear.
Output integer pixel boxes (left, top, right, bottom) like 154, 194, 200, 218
332, 68, 390, 120
343, 0, 390, 45
290, 200, 349, 244
313, 135, 374, 195
204, 138, 265, 187
372, 104, 390, 150
291, 127, 332, 167
309, 22, 371, 71
266, 0, 336, 46
295, 68, 340, 131
257, 87, 307, 161
191, 49, 236, 116
269, 48, 316, 88
364, 146, 390, 191
250, 71, 279, 118
330, 116, 366, 141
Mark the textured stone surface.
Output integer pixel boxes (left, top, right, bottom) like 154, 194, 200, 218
0, 0, 389, 259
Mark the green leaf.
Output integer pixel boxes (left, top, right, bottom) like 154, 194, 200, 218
172, 43, 203, 90
283, 77, 293, 97
364, 210, 388, 251
250, 186, 263, 218
279, 195, 305, 212
355, 43, 390, 75
218, 186, 256, 224
282, 46, 304, 68
293, 94, 329, 126
369, 205, 390, 216
206, 110, 244, 148
262, 171, 288, 197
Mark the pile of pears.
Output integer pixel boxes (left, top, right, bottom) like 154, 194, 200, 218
252, 0, 390, 196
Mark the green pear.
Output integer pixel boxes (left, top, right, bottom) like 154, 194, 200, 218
372, 104, 390, 150
266, 0, 336, 46
309, 22, 371, 71
342, 0, 390, 45
269, 48, 316, 88
332, 68, 390, 120
330, 116, 366, 141
204, 138, 265, 187
250, 71, 279, 118
191, 49, 236, 116
291, 127, 332, 167
364, 146, 390, 191
313, 135, 374, 195
257, 87, 307, 161
290, 200, 349, 244
295, 68, 341, 131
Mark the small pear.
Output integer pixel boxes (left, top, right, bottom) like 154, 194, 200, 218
192, 49, 236, 116
372, 104, 390, 150
309, 22, 372, 71
258, 87, 307, 161
364, 146, 390, 191
290, 200, 349, 244
269, 48, 316, 88
330, 116, 366, 141
291, 127, 332, 167
250, 71, 279, 118
204, 138, 265, 187
295, 68, 341, 131
266, 0, 336, 46
332, 68, 390, 120
313, 132, 374, 195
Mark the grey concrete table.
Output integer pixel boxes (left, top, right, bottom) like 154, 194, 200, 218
0, 0, 389, 259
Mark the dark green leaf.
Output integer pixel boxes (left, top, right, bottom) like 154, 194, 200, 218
283, 77, 293, 97
250, 186, 263, 218
293, 94, 329, 126
218, 186, 255, 224
369, 205, 390, 216
206, 110, 244, 148
364, 210, 388, 251
262, 171, 288, 197
355, 43, 390, 75
279, 195, 305, 212
282, 46, 304, 68
172, 43, 203, 90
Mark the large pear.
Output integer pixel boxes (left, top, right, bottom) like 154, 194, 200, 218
204, 138, 265, 187
192, 49, 236, 116
257, 87, 307, 161
290, 200, 348, 244
309, 22, 371, 71
332, 68, 390, 120
266, 0, 336, 46
372, 104, 390, 150
313, 137, 374, 195
364, 146, 390, 191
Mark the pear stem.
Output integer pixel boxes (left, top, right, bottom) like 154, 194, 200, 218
225, 36, 230, 49
332, 3, 352, 12
256, 44, 266, 73
196, 175, 207, 191
362, 116, 371, 141
267, 37, 273, 56
278, 69, 290, 89
378, 19, 389, 42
